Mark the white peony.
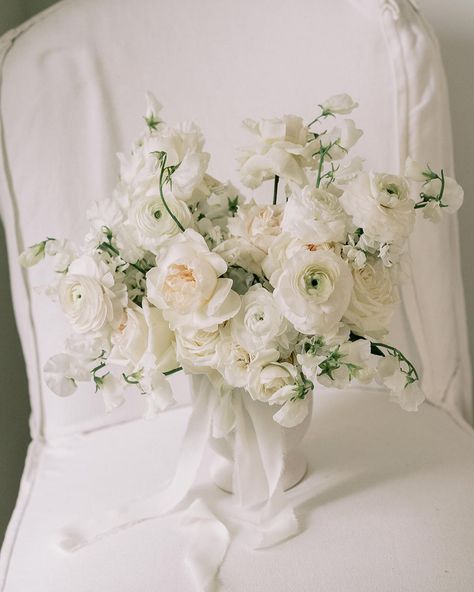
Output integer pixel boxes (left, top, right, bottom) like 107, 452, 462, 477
321, 94, 358, 115
273, 248, 353, 335
175, 325, 221, 374
343, 258, 398, 338
146, 229, 241, 330
282, 185, 349, 244
247, 350, 298, 404
215, 335, 253, 388
230, 284, 298, 355
237, 115, 312, 188
340, 172, 415, 242
58, 254, 127, 334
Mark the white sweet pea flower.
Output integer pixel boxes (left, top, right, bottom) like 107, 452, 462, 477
100, 374, 126, 412
273, 397, 310, 428
227, 201, 283, 253
423, 176, 464, 214
59, 254, 127, 334
335, 156, 365, 184
247, 349, 298, 404
321, 93, 358, 115
404, 156, 426, 182
274, 248, 353, 335
43, 353, 90, 397
146, 229, 241, 330
45, 239, 75, 273
316, 339, 375, 389
19, 240, 49, 268
138, 352, 175, 418
326, 119, 363, 160
230, 284, 298, 356
128, 191, 192, 253
343, 258, 398, 338
282, 185, 349, 244
377, 356, 424, 412
144, 92, 163, 128
237, 115, 310, 188
340, 172, 415, 243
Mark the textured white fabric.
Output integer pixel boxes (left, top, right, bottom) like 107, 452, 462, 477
0, 0, 470, 441
1, 388, 474, 592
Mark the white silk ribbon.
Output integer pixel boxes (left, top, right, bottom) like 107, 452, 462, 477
58, 375, 300, 590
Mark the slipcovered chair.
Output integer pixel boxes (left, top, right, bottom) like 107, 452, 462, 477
0, 0, 473, 590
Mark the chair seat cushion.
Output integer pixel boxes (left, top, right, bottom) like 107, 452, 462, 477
2, 388, 474, 592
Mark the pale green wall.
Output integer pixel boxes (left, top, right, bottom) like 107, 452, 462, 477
0, 0, 472, 549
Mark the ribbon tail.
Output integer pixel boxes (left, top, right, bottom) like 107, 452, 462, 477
58, 376, 216, 552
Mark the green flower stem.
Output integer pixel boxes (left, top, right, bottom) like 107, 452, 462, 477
272, 175, 280, 205
163, 366, 183, 377
158, 155, 185, 232
316, 146, 328, 188
371, 341, 419, 381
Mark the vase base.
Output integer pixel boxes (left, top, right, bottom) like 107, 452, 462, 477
211, 449, 308, 494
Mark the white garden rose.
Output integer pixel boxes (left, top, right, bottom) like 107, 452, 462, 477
213, 237, 266, 278
343, 258, 398, 338
227, 201, 283, 253
282, 185, 349, 244
146, 229, 241, 330
215, 335, 253, 388
128, 191, 192, 253
58, 254, 127, 334
230, 284, 298, 355
247, 349, 298, 404
340, 172, 415, 242
237, 115, 312, 188
110, 305, 148, 366
274, 248, 353, 335
321, 93, 358, 115
142, 299, 178, 372
175, 325, 221, 374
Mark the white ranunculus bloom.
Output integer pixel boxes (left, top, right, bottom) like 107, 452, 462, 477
343, 259, 398, 338
129, 191, 192, 253
247, 350, 298, 404
227, 201, 284, 253
237, 115, 310, 188
230, 284, 298, 356
146, 229, 241, 330
340, 172, 415, 243
273, 397, 310, 428
59, 254, 127, 335
43, 353, 90, 397
274, 248, 353, 335
282, 185, 349, 244
175, 325, 221, 374
377, 356, 424, 411
321, 93, 358, 115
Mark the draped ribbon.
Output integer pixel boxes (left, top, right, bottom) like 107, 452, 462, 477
58, 375, 300, 590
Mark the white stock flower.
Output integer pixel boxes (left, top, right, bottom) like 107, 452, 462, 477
377, 356, 424, 411
146, 229, 241, 330
59, 254, 127, 334
343, 259, 398, 338
282, 185, 349, 244
274, 248, 353, 335
227, 201, 283, 253
321, 94, 358, 115
175, 325, 221, 374
43, 353, 90, 397
340, 172, 415, 242
247, 350, 298, 404
128, 192, 192, 253
238, 115, 311, 188
230, 284, 298, 355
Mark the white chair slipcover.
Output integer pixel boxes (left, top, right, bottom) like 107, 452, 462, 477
0, 0, 473, 590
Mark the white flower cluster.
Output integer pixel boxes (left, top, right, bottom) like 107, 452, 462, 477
21, 93, 463, 427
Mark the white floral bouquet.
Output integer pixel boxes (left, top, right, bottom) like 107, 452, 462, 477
21, 93, 464, 428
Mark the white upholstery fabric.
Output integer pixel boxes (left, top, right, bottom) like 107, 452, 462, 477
1, 1, 473, 590
0, 0, 470, 441
1, 388, 474, 591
